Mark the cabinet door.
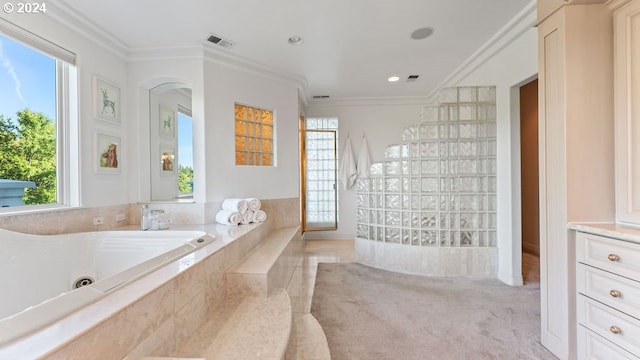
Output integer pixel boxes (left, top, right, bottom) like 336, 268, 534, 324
615, 0, 640, 224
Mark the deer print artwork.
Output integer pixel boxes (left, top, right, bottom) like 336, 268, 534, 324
101, 88, 116, 116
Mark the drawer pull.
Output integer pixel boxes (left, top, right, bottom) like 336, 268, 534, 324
607, 254, 620, 262
610, 326, 622, 335
609, 290, 621, 298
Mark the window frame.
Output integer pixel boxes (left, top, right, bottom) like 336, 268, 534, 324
0, 20, 78, 213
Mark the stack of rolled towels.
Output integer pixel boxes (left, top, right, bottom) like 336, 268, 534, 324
215, 198, 268, 225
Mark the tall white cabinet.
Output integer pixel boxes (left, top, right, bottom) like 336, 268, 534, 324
614, 0, 640, 224
537, 1, 616, 359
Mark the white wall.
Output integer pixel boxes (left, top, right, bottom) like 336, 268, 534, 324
3, 6, 129, 207
127, 53, 205, 203
304, 102, 426, 239
202, 57, 301, 203
456, 27, 538, 285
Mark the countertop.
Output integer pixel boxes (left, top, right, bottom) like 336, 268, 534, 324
568, 222, 640, 245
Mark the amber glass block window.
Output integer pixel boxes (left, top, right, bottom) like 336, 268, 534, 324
234, 104, 274, 166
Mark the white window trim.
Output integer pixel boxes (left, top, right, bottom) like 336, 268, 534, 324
0, 19, 79, 214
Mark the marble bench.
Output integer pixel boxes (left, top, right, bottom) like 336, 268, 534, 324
225, 226, 303, 297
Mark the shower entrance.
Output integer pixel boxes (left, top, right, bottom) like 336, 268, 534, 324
300, 117, 339, 231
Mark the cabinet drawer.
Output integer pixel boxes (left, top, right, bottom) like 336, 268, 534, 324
578, 296, 640, 355
578, 325, 640, 360
577, 263, 640, 319
576, 232, 640, 280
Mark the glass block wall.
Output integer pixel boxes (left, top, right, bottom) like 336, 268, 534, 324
356, 86, 497, 248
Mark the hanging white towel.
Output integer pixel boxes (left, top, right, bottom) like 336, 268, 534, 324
215, 210, 242, 225
339, 136, 358, 190
222, 198, 249, 214
357, 137, 372, 179
253, 210, 267, 223
246, 198, 261, 212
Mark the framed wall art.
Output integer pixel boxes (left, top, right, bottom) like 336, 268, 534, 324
160, 146, 175, 175
159, 106, 176, 139
94, 76, 121, 125
95, 132, 121, 174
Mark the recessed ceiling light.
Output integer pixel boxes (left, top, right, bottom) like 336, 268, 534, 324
411, 27, 435, 40
288, 36, 304, 45
388, 76, 400, 82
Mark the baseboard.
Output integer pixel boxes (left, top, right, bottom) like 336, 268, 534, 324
499, 271, 524, 286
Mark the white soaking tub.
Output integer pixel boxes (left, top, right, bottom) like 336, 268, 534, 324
0, 228, 214, 345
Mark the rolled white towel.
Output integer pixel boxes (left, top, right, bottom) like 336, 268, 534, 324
253, 210, 267, 223
246, 198, 261, 212
222, 198, 248, 214
215, 210, 242, 225
241, 210, 254, 225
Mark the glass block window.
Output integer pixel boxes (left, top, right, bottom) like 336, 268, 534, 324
234, 104, 274, 166
304, 117, 339, 229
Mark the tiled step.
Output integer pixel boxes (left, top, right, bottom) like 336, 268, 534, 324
225, 226, 302, 297
287, 313, 332, 360
175, 288, 292, 360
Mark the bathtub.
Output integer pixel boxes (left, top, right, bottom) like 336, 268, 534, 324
0, 228, 214, 345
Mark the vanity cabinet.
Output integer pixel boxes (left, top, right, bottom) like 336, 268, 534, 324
576, 231, 640, 359
614, 0, 640, 224
536, 1, 615, 357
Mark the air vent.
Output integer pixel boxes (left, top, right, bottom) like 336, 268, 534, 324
206, 34, 235, 49
407, 75, 420, 82
312, 95, 330, 99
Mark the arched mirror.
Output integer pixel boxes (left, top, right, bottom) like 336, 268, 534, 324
149, 83, 194, 201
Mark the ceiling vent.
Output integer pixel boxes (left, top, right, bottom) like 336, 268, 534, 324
312, 95, 330, 99
407, 75, 420, 82
207, 34, 235, 49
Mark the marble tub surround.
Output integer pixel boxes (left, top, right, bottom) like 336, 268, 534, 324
568, 222, 640, 245
0, 204, 131, 234
0, 197, 298, 236
225, 226, 303, 297
0, 220, 271, 359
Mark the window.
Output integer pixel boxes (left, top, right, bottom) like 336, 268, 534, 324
0, 21, 76, 209
234, 103, 274, 166
303, 117, 339, 229
177, 108, 193, 196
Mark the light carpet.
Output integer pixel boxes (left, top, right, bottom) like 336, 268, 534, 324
311, 263, 557, 360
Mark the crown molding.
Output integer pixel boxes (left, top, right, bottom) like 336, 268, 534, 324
46, 0, 128, 60
424, 0, 537, 104
127, 45, 204, 62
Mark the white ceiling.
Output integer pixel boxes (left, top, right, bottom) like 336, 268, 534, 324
58, 0, 533, 101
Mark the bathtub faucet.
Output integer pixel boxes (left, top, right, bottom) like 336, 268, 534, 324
149, 209, 168, 230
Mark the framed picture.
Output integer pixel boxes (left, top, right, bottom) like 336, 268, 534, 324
160, 146, 175, 175
94, 76, 121, 125
95, 132, 121, 174
159, 106, 176, 139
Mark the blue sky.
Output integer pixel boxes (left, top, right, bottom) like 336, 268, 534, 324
177, 112, 193, 168
0, 34, 56, 122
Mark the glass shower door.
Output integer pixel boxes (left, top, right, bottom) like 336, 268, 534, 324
303, 129, 338, 230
